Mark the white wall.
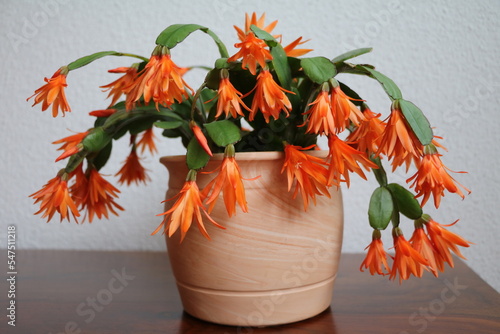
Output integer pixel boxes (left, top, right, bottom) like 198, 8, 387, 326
1, 0, 498, 292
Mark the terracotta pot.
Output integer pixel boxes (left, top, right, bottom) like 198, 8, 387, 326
160, 151, 344, 327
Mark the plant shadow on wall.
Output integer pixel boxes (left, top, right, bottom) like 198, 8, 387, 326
28, 13, 471, 283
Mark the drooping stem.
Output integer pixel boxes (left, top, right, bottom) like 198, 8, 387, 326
371, 156, 388, 187
190, 83, 208, 122
67, 51, 148, 71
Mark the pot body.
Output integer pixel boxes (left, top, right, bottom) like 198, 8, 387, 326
160, 151, 344, 327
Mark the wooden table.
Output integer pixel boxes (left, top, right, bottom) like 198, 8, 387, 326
1, 250, 499, 333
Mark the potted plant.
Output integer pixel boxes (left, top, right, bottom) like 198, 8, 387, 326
28, 13, 471, 327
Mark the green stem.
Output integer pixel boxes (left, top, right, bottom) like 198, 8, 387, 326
205, 29, 230, 58
67, 51, 148, 71
391, 203, 400, 228
370, 156, 388, 187
118, 52, 149, 62
64, 151, 87, 174
190, 83, 207, 122
100, 106, 186, 142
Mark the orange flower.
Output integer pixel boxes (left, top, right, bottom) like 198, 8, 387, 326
136, 128, 158, 155
346, 107, 386, 155
282, 144, 330, 211
241, 13, 278, 37
229, 32, 272, 75
126, 51, 192, 110
407, 149, 470, 208
71, 167, 123, 223
154, 172, 225, 242
303, 84, 364, 136
190, 123, 213, 157
177, 66, 190, 77
52, 131, 89, 162
28, 67, 71, 117
330, 85, 365, 132
409, 226, 441, 277
326, 134, 377, 187
202, 150, 250, 217
115, 150, 150, 186
283, 36, 313, 57
243, 12, 312, 57
390, 228, 429, 283
68, 162, 87, 197
302, 90, 335, 136
89, 109, 117, 117
228, 13, 276, 75
360, 230, 390, 276
422, 216, 471, 269
100, 66, 138, 107
377, 105, 422, 171
212, 76, 251, 119
30, 171, 80, 222
249, 69, 293, 122
228, 13, 311, 70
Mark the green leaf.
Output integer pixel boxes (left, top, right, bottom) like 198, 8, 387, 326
398, 99, 434, 145
155, 24, 205, 48
249, 25, 278, 47
91, 141, 112, 171
82, 127, 112, 152
370, 156, 387, 187
368, 187, 394, 230
386, 183, 423, 220
154, 121, 183, 130
335, 62, 371, 76
186, 137, 211, 170
214, 58, 230, 69
155, 24, 229, 58
270, 44, 292, 90
200, 89, 218, 114
113, 126, 129, 140
128, 118, 155, 135
204, 68, 221, 90
331, 47, 373, 64
301, 57, 337, 84
67, 51, 122, 71
248, 25, 291, 89
204, 29, 230, 58
167, 103, 191, 120
204, 120, 241, 147
156, 109, 184, 122
358, 65, 402, 100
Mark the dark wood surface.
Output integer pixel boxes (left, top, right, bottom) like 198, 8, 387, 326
1, 250, 499, 334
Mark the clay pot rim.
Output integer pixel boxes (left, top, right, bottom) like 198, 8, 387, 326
160, 150, 329, 164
